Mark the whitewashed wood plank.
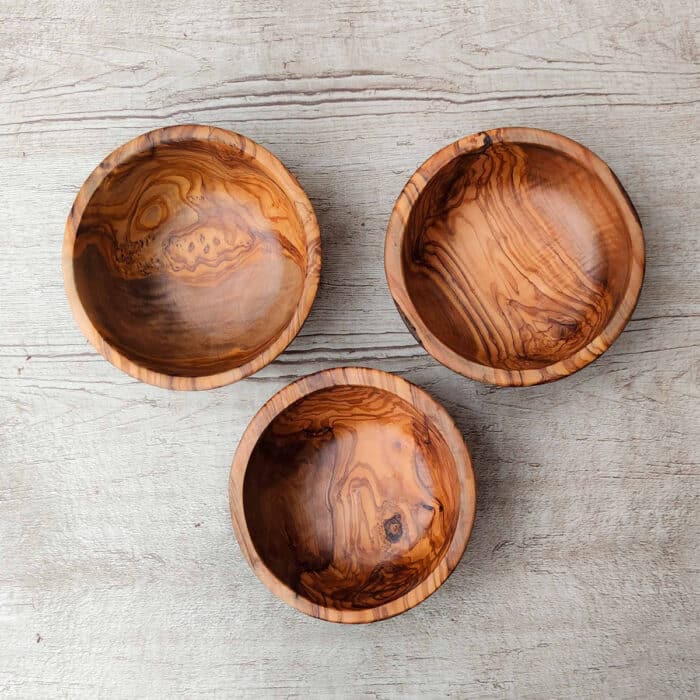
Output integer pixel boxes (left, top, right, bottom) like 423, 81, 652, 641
1, 0, 698, 697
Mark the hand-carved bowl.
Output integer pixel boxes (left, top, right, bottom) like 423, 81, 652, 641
385, 127, 645, 386
63, 125, 321, 389
229, 367, 476, 623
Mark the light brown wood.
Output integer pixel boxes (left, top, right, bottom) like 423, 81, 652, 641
385, 127, 645, 386
4, 0, 698, 694
62, 125, 321, 389
229, 367, 476, 623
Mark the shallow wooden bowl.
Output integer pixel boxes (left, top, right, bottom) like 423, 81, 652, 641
63, 125, 321, 389
385, 127, 645, 386
229, 367, 476, 623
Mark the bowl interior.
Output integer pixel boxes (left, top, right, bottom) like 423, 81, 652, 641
72, 138, 308, 377
242, 384, 461, 611
401, 141, 634, 371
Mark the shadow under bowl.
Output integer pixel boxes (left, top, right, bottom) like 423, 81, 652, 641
385, 127, 645, 386
229, 367, 476, 623
63, 125, 321, 389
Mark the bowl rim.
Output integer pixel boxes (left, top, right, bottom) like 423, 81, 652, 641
384, 126, 646, 387
228, 366, 477, 623
62, 124, 322, 390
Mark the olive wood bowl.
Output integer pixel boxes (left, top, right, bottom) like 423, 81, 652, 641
63, 125, 321, 389
385, 127, 645, 386
229, 367, 476, 623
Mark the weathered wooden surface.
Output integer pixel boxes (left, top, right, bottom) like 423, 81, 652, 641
0, 0, 698, 697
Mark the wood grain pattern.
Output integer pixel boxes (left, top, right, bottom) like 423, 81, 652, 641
1, 0, 698, 696
386, 128, 645, 386
229, 367, 476, 623
63, 125, 321, 389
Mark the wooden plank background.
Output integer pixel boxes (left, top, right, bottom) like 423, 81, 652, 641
1, 0, 698, 696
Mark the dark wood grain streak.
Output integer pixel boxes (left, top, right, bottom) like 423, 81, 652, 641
229, 367, 476, 623
63, 125, 321, 389
385, 127, 645, 386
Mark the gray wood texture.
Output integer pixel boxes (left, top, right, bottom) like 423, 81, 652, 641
1, 0, 698, 697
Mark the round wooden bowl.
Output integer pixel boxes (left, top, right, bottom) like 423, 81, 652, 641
385, 127, 645, 386
229, 367, 476, 623
63, 125, 321, 390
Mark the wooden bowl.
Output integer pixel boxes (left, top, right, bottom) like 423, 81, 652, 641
385, 128, 645, 386
229, 367, 476, 623
63, 125, 321, 389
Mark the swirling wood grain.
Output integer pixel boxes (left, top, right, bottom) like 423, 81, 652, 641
63, 125, 321, 389
385, 128, 645, 386
229, 367, 476, 623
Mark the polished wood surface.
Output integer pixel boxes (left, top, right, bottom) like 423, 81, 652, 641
6, 1, 697, 694
229, 367, 476, 623
386, 127, 645, 386
63, 125, 321, 389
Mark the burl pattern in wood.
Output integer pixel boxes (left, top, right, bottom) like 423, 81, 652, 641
229, 367, 476, 623
385, 127, 645, 386
63, 125, 321, 389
